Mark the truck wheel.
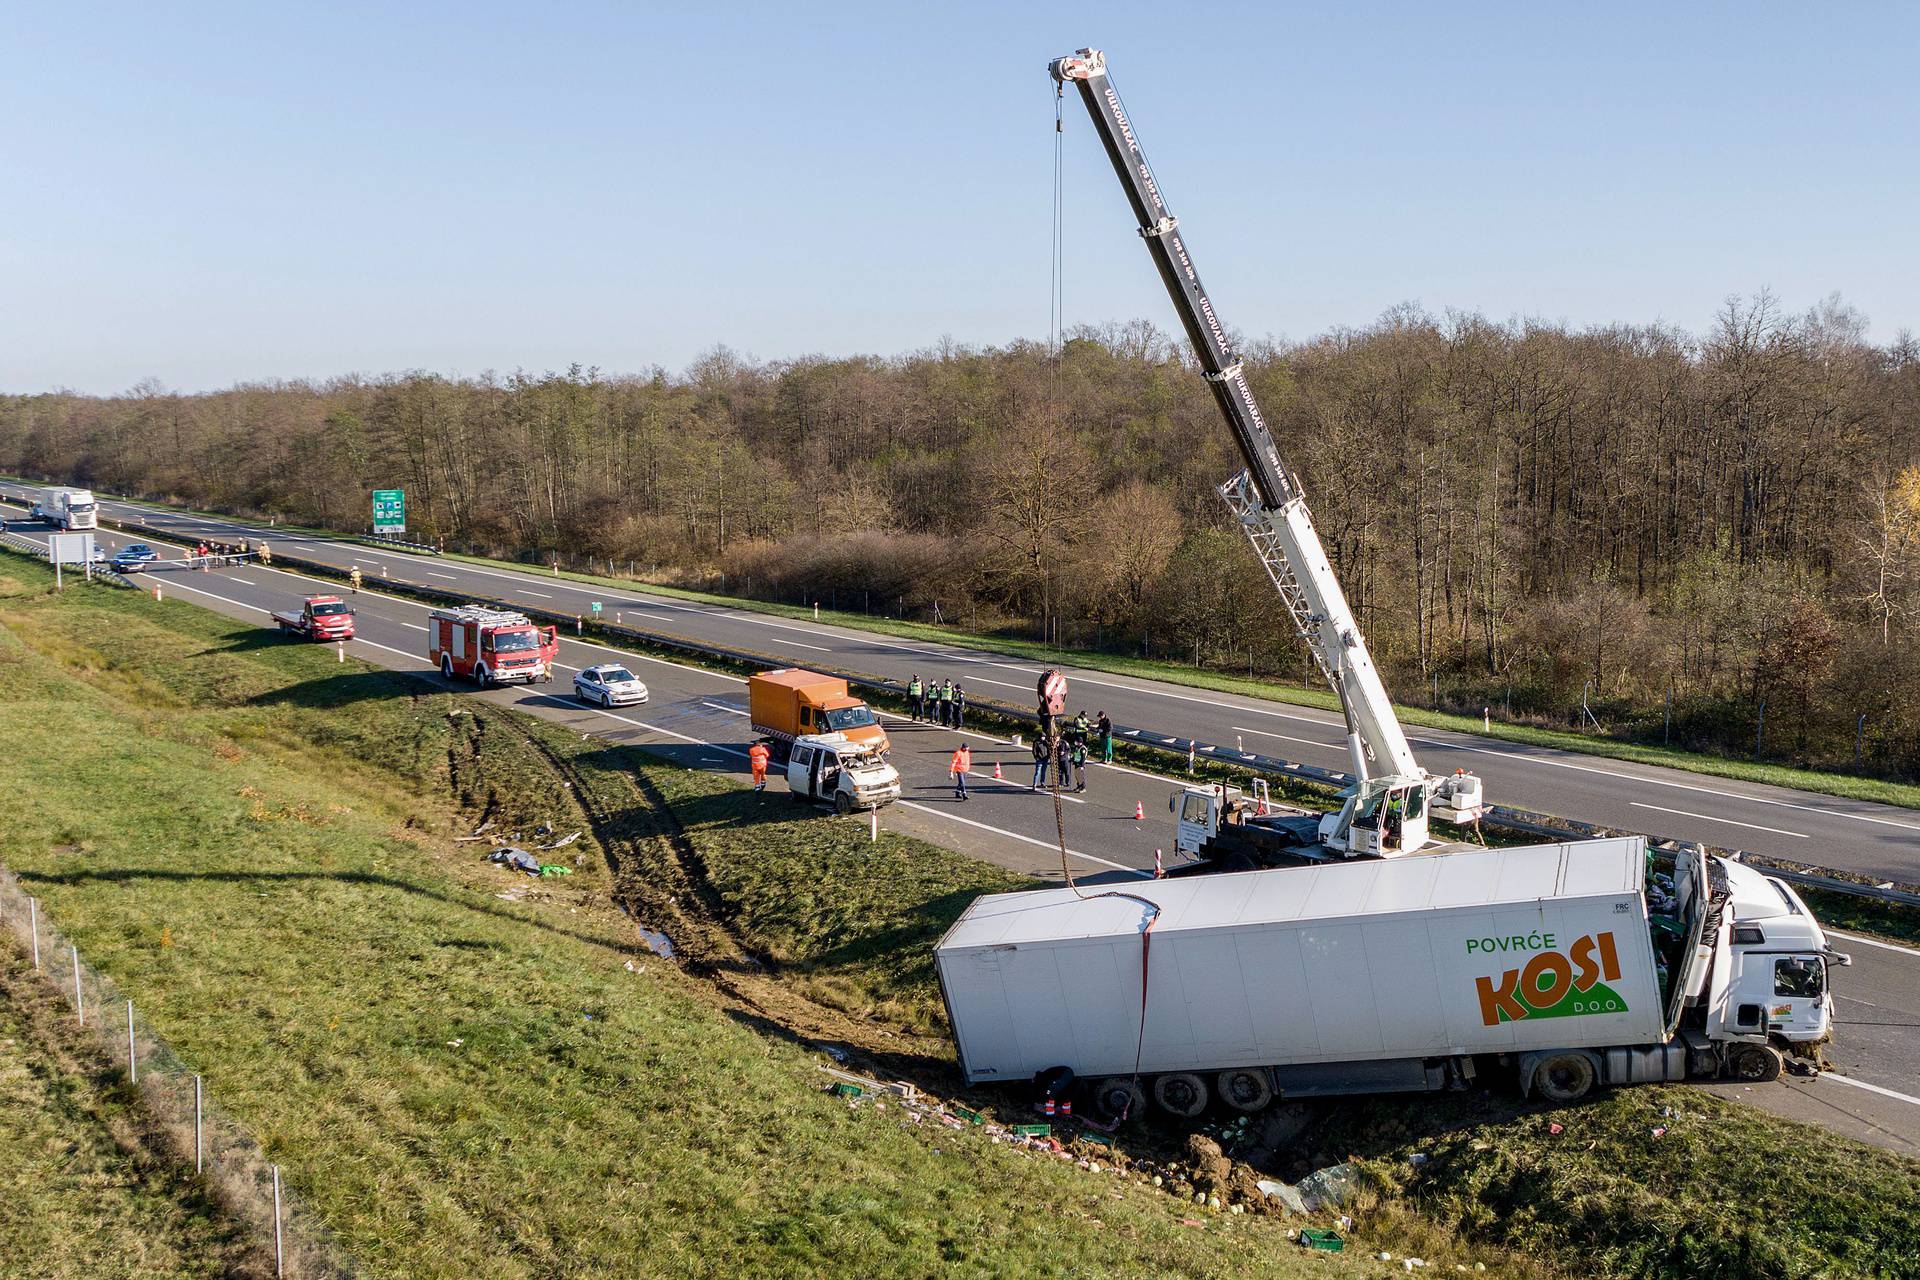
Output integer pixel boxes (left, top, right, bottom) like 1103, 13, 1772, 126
1216, 1068, 1273, 1113
1092, 1078, 1146, 1123
1152, 1072, 1208, 1118
441, 655, 454, 680
834, 791, 853, 816
1725, 1043, 1783, 1083
1533, 1053, 1597, 1103
474, 663, 489, 687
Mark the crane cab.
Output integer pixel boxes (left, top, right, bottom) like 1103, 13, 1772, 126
1322, 776, 1428, 857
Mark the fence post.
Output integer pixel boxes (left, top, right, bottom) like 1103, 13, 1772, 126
72, 945, 83, 1025
195, 1075, 203, 1173
126, 1001, 137, 1083
273, 1165, 284, 1277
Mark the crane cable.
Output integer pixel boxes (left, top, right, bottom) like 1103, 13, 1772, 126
1046, 84, 1159, 1128
1051, 85, 1065, 359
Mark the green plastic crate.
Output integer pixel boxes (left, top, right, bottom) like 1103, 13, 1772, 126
1298, 1229, 1344, 1252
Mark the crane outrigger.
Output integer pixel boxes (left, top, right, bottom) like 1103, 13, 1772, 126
1050, 48, 1483, 859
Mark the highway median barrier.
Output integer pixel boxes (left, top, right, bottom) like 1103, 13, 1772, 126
54, 506, 1920, 910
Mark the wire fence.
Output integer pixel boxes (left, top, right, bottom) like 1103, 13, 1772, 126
0, 862, 356, 1279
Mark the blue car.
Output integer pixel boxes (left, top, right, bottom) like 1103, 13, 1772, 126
111, 543, 160, 572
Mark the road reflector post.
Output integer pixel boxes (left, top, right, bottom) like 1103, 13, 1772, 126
72, 945, 83, 1025
272, 1165, 284, 1276
126, 1000, 137, 1083
870, 810, 878, 843
154, 585, 163, 601
28, 898, 38, 969
194, 1075, 203, 1173
575, 615, 583, 635
336, 641, 344, 663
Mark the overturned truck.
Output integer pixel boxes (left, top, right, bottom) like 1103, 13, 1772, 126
935, 837, 1845, 1118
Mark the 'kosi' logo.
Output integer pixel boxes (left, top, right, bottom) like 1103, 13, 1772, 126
1473, 931, 1627, 1026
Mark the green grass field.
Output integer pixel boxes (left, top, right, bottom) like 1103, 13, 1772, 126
0, 946, 254, 1279
0, 557, 1358, 1280
2, 553, 1916, 1280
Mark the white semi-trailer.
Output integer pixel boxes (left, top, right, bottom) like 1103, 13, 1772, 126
30, 487, 98, 531
935, 838, 1845, 1117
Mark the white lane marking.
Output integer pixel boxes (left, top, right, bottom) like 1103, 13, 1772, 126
701, 701, 745, 715
1628, 802, 1808, 839
429, 572, 457, 580
896, 800, 1144, 877
129, 503, 1917, 840
521, 590, 553, 598
227, 577, 256, 586
1827, 930, 1920, 959
1409, 732, 1920, 835
1823, 1072, 1920, 1109
158, 581, 272, 615
1234, 723, 1341, 751
246, 561, 747, 688
400, 623, 427, 631
778, 638, 831, 652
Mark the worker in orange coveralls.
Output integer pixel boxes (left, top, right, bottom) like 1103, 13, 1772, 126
749, 740, 772, 792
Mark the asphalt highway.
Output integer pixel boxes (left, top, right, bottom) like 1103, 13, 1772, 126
5, 510, 1918, 1152
11, 484, 1917, 887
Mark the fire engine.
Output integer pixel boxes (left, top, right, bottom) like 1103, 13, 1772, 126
428, 605, 559, 687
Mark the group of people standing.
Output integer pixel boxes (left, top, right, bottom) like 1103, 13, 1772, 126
1029, 710, 1113, 793
907, 676, 967, 729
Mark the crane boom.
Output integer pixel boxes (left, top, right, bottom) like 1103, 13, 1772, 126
1051, 48, 1483, 853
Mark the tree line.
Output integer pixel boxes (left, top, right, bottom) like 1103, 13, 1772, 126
4, 294, 1917, 777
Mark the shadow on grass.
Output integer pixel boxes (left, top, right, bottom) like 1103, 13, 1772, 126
243, 669, 437, 710
16, 865, 640, 959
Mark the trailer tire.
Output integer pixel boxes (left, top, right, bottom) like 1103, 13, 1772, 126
1533, 1053, 1597, 1103
1216, 1068, 1273, 1113
1152, 1072, 1208, 1118
441, 654, 454, 680
1092, 1078, 1147, 1124
1726, 1043, 1783, 1083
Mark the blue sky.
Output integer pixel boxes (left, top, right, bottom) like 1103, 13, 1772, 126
3, 1, 1914, 392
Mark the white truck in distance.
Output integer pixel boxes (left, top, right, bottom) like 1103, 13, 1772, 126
935, 837, 1846, 1118
30, 487, 98, 531
785, 733, 901, 814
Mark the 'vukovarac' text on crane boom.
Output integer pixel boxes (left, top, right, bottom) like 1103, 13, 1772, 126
1050, 48, 1483, 856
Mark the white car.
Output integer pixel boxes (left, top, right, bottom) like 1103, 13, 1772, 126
574, 664, 649, 707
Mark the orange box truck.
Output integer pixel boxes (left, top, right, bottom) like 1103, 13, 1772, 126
749, 669, 889, 756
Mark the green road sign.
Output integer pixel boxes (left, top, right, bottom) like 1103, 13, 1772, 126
591, 601, 603, 616
372, 489, 406, 535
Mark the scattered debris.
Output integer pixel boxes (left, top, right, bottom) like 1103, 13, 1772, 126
636, 927, 675, 958
1548, 1122, 1564, 1136
1295, 1162, 1361, 1212
538, 831, 581, 850
487, 848, 542, 876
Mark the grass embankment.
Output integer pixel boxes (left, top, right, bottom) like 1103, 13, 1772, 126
5, 554, 1917, 1279
0, 557, 1352, 1280
39, 480, 1920, 814
0, 947, 254, 1279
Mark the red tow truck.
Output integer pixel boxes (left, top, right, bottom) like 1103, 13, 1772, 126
428, 605, 559, 687
272, 595, 355, 641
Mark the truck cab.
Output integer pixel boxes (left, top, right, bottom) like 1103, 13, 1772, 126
786, 733, 901, 814
1711, 859, 1844, 1051
749, 669, 889, 756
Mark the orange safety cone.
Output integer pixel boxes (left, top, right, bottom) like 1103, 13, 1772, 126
1133, 801, 1144, 821
992, 760, 1003, 780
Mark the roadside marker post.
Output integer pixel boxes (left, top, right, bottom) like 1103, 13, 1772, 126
272, 1165, 284, 1277
72, 945, 83, 1025
870, 810, 878, 843
28, 898, 38, 969
194, 1075, 203, 1172
126, 1000, 137, 1084
336, 641, 344, 664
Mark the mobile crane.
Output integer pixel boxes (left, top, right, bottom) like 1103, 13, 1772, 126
1050, 49, 1482, 858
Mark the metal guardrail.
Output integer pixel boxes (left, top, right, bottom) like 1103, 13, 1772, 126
84, 507, 1920, 909
357, 534, 441, 556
